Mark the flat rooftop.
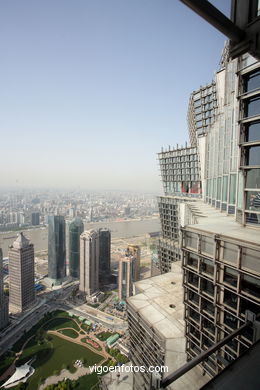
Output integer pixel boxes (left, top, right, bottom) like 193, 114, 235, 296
184, 201, 260, 247
128, 262, 210, 390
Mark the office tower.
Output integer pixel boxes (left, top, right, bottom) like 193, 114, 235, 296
127, 50, 260, 389
31, 212, 40, 226
98, 228, 111, 287
69, 217, 84, 279
48, 216, 66, 284
9, 233, 35, 313
79, 230, 99, 296
126, 244, 141, 281
118, 254, 139, 301
0, 248, 8, 329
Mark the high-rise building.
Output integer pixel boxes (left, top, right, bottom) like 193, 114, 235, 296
48, 216, 66, 284
31, 212, 40, 226
127, 50, 260, 388
126, 244, 141, 281
69, 217, 84, 279
9, 233, 35, 313
118, 252, 139, 301
79, 230, 99, 296
0, 248, 8, 329
181, 52, 260, 378
98, 228, 111, 287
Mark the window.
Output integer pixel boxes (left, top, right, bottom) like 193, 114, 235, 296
245, 191, 260, 211
246, 212, 260, 225
246, 169, 260, 188
200, 258, 214, 276
241, 273, 260, 299
217, 177, 221, 200
201, 236, 214, 255
244, 121, 260, 142
245, 145, 260, 165
222, 242, 238, 264
188, 290, 199, 306
244, 69, 260, 93
240, 297, 260, 316
241, 247, 260, 273
202, 318, 215, 334
245, 95, 260, 118
223, 289, 238, 309
229, 174, 237, 204
187, 252, 199, 269
201, 298, 215, 315
223, 266, 238, 288
185, 232, 197, 249
213, 178, 217, 198
189, 307, 200, 323
188, 271, 199, 288
222, 176, 228, 202
224, 312, 238, 329
201, 278, 214, 297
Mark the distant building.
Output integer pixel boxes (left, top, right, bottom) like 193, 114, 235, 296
48, 216, 66, 284
31, 212, 40, 226
118, 254, 139, 301
69, 217, 84, 278
98, 228, 111, 287
0, 248, 8, 329
9, 233, 35, 313
79, 230, 99, 296
69, 208, 75, 218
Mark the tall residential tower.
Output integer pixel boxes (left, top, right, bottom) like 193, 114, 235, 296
9, 233, 35, 313
79, 230, 99, 296
0, 248, 8, 329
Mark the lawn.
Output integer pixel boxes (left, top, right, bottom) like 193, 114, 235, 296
58, 329, 79, 338
96, 331, 114, 341
43, 317, 80, 332
16, 334, 103, 390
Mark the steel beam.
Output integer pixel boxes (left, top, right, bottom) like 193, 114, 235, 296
179, 0, 245, 43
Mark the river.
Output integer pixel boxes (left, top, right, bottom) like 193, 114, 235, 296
0, 218, 161, 257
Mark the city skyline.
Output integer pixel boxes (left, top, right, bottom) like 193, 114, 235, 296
1, 0, 231, 192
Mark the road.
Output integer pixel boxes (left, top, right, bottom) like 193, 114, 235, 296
0, 284, 127, 357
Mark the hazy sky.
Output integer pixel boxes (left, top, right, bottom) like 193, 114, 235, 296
1, 0, 231, 193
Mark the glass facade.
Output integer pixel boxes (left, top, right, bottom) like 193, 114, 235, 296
98, 228, 111, 286
48, 215, 66, 282
69, 217, 84, 278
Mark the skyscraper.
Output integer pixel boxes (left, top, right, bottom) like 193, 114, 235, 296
98, 228, 111, 287
79, 230, 99, 296
69, 217, 84, 279
126, 244, 141, 281
9, 233, 35, 313
48, 216, 66, 284
0, 248, 8, 329
127, 50, 260, 388
31, 212, 40, 226
118, 250, 140, 301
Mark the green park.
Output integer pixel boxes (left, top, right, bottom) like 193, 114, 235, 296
0, 310, 128, 390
